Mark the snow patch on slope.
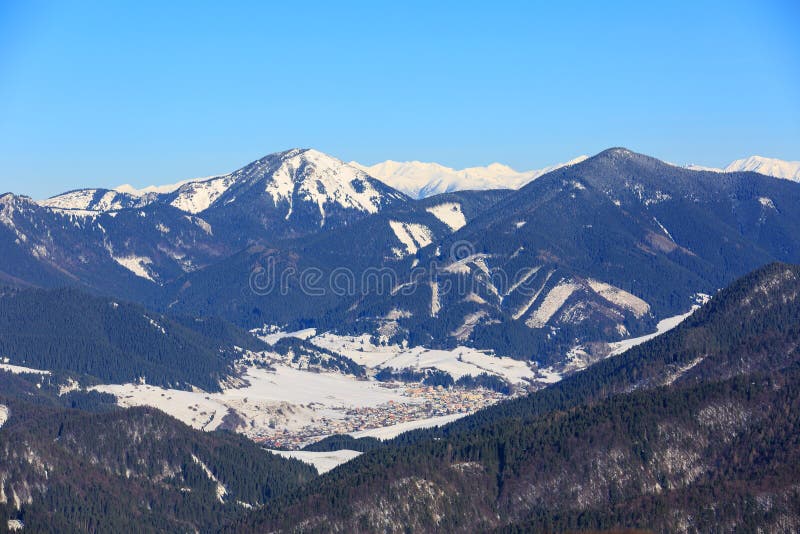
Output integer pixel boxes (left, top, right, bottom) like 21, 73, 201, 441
268, 449, 362, 475
191, 454, 227, 503
512, 270, 554, 320
0, 363, 51, 375
425, 202, 466, 231
350, 412, 469, 440
0, 405, 8, 429
389, 221, 433, 256
505, 266, 540, 297
587, 279, 650, 318
526, 280, 579, 328
112, 254, 156, 282
430, 282, 440, 317
607, 306, 700, 356
758, 197, 776, 209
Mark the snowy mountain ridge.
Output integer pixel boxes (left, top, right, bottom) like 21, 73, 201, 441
724, 155, 800, 180
38, 149, 408, 222
36, 151, 800, 212
685, 155, 800, 181
359, 154, 800, 198
351, 156, 589, 198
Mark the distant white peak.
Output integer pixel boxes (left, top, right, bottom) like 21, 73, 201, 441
685, 164, 723, 173
724, 156, 800, 181
352, 155, 587, 198
115, 176, 217, 197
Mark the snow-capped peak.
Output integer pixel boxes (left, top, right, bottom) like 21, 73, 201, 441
724, 156, 800, 181
351, 155, 588, 199
168, 148, 407, 220
262, 148, 403, 223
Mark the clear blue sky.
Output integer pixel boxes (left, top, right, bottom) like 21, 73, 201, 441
1, 0, 798, 199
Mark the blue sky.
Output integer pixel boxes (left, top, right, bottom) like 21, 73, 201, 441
1, 0, 798, 199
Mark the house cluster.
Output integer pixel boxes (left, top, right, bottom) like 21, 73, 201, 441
257, 384, 508, 449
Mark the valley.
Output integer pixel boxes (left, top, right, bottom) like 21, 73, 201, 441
2, 146, 799, 532
4, 4, 798, 530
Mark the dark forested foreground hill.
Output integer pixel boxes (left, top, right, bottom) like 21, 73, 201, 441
233, 263, 800, 533
0, 286, 265, 391
0, 372, 317, 533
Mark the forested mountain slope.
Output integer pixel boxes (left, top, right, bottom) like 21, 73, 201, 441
353, 148, 800, 363
235, 262, 800, 533
162, 188, 511, 327
0, 286, 264, 391
0, 387, 316, 533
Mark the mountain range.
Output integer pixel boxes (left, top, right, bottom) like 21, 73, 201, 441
354, 154, 800, 199
2, 145, 800, 532
2, 146, 800, 373
350, 156, 589, 198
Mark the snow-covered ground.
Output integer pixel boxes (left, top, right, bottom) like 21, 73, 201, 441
525, 280, 579, 328
425, 202, 467, 231
607, 306, 700, 356
94, 363, 417, 436
0, 404, 9, 430
0, 362, 51, 375
349, 412, 468, 440
536, 298, 710, 381
170, 175, 237, 214
255, 326, 317, 345
38, 189, 98, 210
587, 279, 650, 318
111, 254, 156, 281
268, 449, 363, 474
191, 453, 228, 502
95, 382, 230, 431
389, 220, 433, 256
308, 331, 536, 383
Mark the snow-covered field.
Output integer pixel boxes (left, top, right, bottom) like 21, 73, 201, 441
95, 382, 230, 430
256, 327, 317, 345
268, 449, 363, 474
94, 363, 417, 436
308, 331, 537, 383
